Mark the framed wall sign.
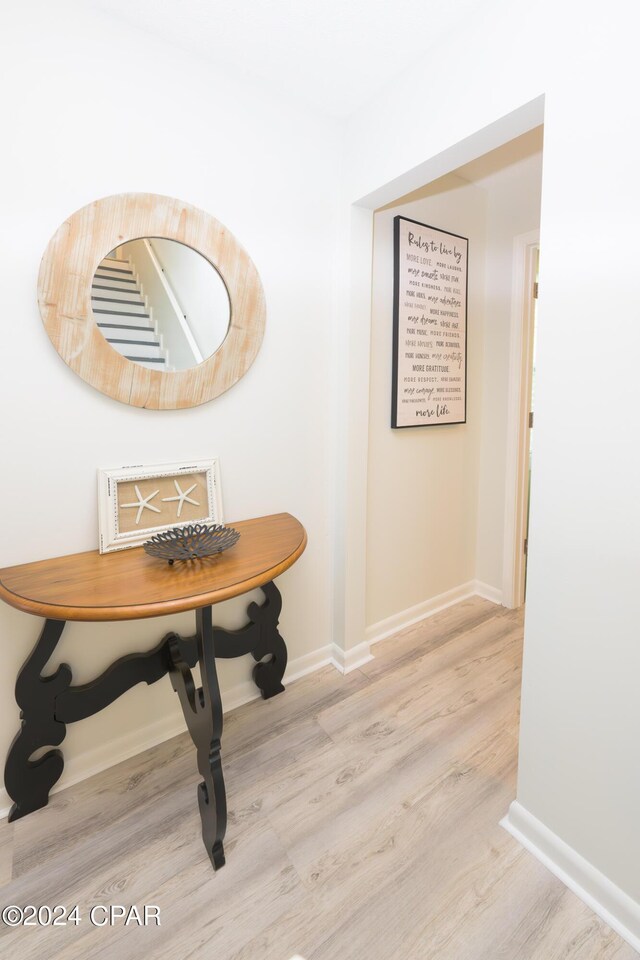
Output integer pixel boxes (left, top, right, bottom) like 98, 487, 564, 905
98, 458, 224, 553
392, 216, 468, 428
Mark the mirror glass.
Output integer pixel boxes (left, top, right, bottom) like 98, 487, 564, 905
92, 238, 231, 371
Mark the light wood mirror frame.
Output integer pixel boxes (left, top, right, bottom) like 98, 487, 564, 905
38, 193, 266, 409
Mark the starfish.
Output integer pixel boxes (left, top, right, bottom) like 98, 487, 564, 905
120, 484, 161, 525
162, 480, 200, 518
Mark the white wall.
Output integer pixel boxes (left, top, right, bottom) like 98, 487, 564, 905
366, 176, 487, 629
342, 0, 640, 937
0, 0, 340, 808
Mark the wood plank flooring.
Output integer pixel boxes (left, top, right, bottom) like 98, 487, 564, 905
0, 597, 635, 959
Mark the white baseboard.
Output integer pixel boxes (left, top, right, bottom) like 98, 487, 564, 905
502, 800, 640, 954
330, 640, 373, 674
472, 579, 503, 605
331, 575, 502, 671
365, 579, 503, 646
0, 643, 337, 819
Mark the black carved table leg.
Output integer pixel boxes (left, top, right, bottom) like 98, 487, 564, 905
164, 580, 287, 870
213, 581, 288, 700
4, 579, 289, 872
4, 621, 199, 822
4, 619, 71, 821
167, 606, 227, 870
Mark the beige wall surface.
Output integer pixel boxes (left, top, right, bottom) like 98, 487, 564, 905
366, 176, 486, 627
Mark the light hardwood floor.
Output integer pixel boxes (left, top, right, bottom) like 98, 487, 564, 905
0, 597, 636, 959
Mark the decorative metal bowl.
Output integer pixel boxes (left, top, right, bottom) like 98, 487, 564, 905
143, 523, 240, 564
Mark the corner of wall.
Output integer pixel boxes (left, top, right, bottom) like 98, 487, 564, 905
502, 800, 640, 954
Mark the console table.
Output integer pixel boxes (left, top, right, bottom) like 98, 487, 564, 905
0, 512, 307, 871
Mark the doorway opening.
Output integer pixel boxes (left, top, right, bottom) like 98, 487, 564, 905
503, 232, 540, 609
524, 247, 540, 596
335, 95, 545, 660
363, 127, 544, 641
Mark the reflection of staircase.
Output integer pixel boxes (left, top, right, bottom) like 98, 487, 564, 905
92, 256, 170, 370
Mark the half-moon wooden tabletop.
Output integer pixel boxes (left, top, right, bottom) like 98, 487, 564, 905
0, 513, 306, 622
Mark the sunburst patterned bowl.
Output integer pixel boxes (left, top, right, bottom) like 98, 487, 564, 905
143, 523, 240, 564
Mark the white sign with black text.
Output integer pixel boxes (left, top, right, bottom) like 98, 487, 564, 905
392, 216, 468, 428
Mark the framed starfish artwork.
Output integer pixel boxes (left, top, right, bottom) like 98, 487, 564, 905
97, 459, 223, 553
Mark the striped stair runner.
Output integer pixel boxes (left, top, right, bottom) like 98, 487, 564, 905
92, 255, 170, 370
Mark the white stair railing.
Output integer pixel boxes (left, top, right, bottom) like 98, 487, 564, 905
133, 240, 203, 369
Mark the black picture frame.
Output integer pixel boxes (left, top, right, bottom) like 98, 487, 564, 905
391, 215, 469, 428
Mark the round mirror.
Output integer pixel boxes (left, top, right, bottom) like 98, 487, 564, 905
92, 238, 230, 372
38, 193, 265, 409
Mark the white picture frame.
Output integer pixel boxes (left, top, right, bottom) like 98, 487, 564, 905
98, 459, 224, 554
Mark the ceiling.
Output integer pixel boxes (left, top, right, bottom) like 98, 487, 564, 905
89, 0, 487, 119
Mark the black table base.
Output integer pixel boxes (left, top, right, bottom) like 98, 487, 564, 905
4, 580, 287, 871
